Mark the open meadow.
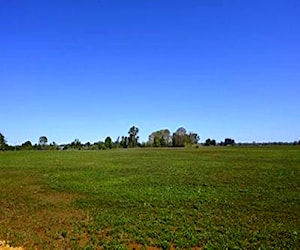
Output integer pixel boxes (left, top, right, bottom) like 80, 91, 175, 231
0, 147, 299, 249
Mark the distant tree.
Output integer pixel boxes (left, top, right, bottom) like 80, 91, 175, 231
153, 136, 161, 147
204, 138, 212, 146
104, 136, 113, 149
188, 132, 200, 144
39, 136, 48, 149
21, 141, 33, 150
224, 138, 235, 146
0, 133, 7, 150
120, 136, 129, 148
160, 129, 172, 146
71, 139, 81, 149
204, 138, 216, 146
172, 127, 187, 147
148, 129, 172, 147
84, 142, 91, 149
49, 141, 58, 150
97, 141, 106, 150
183, 134, 192, 147
128, 126, 139, 147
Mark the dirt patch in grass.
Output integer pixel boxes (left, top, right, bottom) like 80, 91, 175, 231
127, 243, 160, 250
0, 189, 87, 249
0, 241, 24, 250
127, 243, 203, 250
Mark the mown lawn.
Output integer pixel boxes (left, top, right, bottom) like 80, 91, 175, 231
0, 147, 299, 249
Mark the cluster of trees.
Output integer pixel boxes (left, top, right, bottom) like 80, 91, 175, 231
148, 127, 199, 147
1, 129, 299, 151
0, 126, 198, 151
0, 126, 141, 151
204, 138, 217, 146
119, 126, 140, 148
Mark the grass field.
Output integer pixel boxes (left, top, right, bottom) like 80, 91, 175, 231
0, 147, 299, 249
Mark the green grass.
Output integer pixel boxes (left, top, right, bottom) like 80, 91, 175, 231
0, 147, 299, 249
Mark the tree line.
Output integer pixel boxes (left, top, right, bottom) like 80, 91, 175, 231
0, 126, 299, 151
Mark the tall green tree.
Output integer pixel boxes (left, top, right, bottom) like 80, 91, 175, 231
172, 128, 199, 147
128, 126, 139, 147
0, 133, 7, 150
172, 127, 187, 147
148, 129, 172, 147
204, 138, 211, 146
120, 136, 129, 148
104, 136, 113, 149
39, 136, 48, 146
39, 136, 48, 150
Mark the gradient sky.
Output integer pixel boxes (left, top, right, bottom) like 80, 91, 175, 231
1, 0, 299, 145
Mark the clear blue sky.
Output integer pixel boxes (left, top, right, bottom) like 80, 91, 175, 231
1, 0, 299, 145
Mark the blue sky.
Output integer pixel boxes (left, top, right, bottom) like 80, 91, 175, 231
1, 0, 299, 145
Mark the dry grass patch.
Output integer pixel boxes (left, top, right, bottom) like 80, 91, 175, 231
0, 182, 87, 249
0, 241, 24, 250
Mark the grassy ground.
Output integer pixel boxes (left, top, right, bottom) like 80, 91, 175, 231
0, 147, 299, 249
